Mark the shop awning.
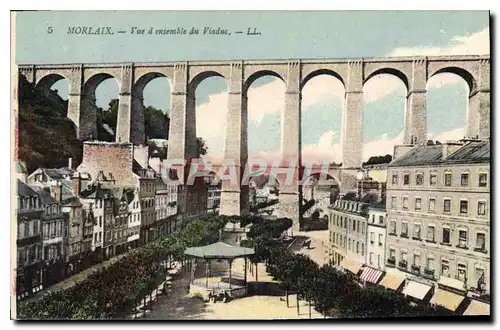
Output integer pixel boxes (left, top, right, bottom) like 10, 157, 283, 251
463, 299, 490, 316
380, 272, 406, 291
402, 280, 433, 300
430, 288, 465, 312
438, 276, 466, 292
339, 258, 362, 275
360, 266, 383, 284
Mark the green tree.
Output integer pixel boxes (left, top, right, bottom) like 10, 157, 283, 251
196, 137, 208, 156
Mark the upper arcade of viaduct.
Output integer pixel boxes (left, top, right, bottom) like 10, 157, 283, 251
19, 55, 490, 147
17, 55, 491, 224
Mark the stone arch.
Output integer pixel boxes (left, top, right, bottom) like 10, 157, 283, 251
243, 70, 286, 93
363, 67, 410, 91
300, 69, 346, 90
133, 72, 172, 97
188, 70, 227, 94
35, 73, 69, 94
302, 171, 340, 202
429, 66, 476, 94
83, 72, 118, 99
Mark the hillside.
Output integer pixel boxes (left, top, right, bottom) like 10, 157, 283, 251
18, 76, 83, 173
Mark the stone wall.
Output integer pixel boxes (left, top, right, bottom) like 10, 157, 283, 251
77, 142, 136, 187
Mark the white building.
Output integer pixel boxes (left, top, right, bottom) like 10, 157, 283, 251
127, 189, 141, 250
366, 207, 387, 271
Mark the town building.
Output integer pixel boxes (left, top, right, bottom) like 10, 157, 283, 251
112, 188, 134, 255
127, 189, 141, 250
366, 206, 387, 271
16, 179, 44, 299
30, 182, 67, 287
385, 140, 490, 304
61, 195, 84, 274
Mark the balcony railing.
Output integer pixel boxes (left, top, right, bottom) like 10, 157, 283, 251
422, 267, 435, 280
398, 260, 408, 269
411, 264, 420, 274
387, 258, 396, 267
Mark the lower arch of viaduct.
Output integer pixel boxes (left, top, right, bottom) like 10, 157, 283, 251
18, 56, 490, 228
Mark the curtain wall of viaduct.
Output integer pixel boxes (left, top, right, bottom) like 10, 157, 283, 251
18, 56, 490, 227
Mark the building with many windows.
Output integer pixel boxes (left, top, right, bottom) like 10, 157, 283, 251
385, 140, 490, 301
16, 179, 44, 299
366, 206, 387, 271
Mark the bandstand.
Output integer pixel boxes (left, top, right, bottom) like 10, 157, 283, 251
184, 242, 255, 300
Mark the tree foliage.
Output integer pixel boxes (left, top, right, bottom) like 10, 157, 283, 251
17, 215, 230, 320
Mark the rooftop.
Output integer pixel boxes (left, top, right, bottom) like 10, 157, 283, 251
389, 141, 490, 167
17, 179, 38, 197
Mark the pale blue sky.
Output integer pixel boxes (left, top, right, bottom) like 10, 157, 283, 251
16, 11, 489, 161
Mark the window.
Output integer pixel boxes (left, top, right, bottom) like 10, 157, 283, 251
392, 173, 398, 185
442, 227, 451, 244
403, 173, 410, 185
430, 173, 437, 185
458, 230, 468, 248
444, 173, 452, 186
401, 222, 408, 237
33, 220, 39, 235
391, 196, 396, 209
390, 221, 396, 235
370, 232, 375, 244
416, 173, 423, 185
428, 198, 436, 212
415, 198, 422, 211
427, 226, 435, 242
377, 255, 381, 268
427, 256, 434, 269
356, 242, 359, 254
479, 173, 488, 187
476, 233, 486, 250
371, 214, 375, 223
94, 233, 97, 242
403, 197, 409, 210
461, 173, 469, 186
378, 234, 383, 246
401, 251, 407, 262
361, 223, 365, 234
361, 243, 364, 256
441, 260, 450, 276
353, 219, 356, 231
369, 252, 374, 265
24, 222, 30, 237
457, 263, 467, 281
98, 232, 102, 242
99, 216, 102, 227
475, 267, 485, 288
460, 200, 468, 215
413, 254, 421, 266
378, 215, 383, 224
389, 249, 395, 259
478, 201, 487, 216
413, 224, 421, 239
443, 199, 451, 213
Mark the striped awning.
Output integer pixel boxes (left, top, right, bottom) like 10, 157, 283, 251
339, 258, 362, 275
463, 299, 490, 316
403, 280, 433, 300
360, 267, 383, 284
380, 272, 406, 291
438, 276, 466, 292
431, 288, 465, 312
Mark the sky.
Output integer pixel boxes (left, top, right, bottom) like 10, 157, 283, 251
16, 11, 490, 163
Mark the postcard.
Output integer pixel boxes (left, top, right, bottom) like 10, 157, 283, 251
11, 10, 491, 320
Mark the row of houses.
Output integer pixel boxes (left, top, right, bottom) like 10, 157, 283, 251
325, 139, 490, 313
14, 142, 189, 300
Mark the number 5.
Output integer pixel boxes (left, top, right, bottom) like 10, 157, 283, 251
47, 26, 53, 34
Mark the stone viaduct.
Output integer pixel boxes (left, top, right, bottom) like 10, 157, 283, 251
18, 55, 491, 228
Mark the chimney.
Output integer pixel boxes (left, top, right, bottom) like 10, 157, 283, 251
442, 141, 463, 160
68, 157, 73, 169
72, 172, 81, 196
50, 181, 62, 203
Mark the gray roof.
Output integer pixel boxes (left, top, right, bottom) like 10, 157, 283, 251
29, 185, 58, 205
184, 242, 255, 259
389, 141, 490, 167
17, 179, 38, 197
446, 141, 490, 163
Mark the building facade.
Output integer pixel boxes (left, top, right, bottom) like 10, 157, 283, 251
385, 140, 490, 297
366, 207, 387, 271
16, 180, 44, 299
127, 189, 141, 250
